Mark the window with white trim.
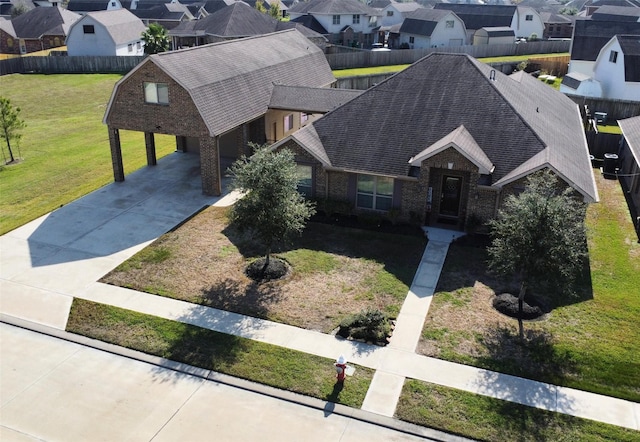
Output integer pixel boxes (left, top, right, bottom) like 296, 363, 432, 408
445, 20, 454, 28
144, 82, 169, 104
296, 164, 313, 196
136, 41, 141, 50
83, 25, 95, 34
300, 112, 309, 124
284, 114, 294, 132
409, 36, 414, 44
333, 15, 340, 25
353, 14, 360, 24
357, 175, 393, 211
609, 50, 618, 63
128, 43, 133, 52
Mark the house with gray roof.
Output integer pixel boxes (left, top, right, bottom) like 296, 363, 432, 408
539, 11, 575, 39
103, 29, 337, 196
434, 3, 543, 40
0, 6, 79, 54
271, 53, 598, 230
67, 0, 124, 13
380, 0, 423, 27
133, 2, 194, 29
618, 114, 640, 238
287, 0, 381, 47
66, 8, 146, 55
169, 2, 326, 48
398, 8, 466, 49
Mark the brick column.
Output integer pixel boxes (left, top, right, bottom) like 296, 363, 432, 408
109, 127, 124, 182
145, 132, 157, 166
200, 136, 221, 196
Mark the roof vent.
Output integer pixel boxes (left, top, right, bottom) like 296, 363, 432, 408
489, 70, 496, 82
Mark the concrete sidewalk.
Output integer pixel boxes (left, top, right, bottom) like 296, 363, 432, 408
1, 152, 639, 435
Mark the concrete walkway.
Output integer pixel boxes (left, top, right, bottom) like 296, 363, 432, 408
1, 152, 639, 434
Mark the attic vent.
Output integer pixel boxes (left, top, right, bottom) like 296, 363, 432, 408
489, 70, 496, 82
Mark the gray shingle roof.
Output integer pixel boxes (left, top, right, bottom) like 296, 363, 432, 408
592, 5, 640, 20
170, 2, 278, 37
619, 114, 640, 167
116, 30, 335, 137
10, 6, 80, 38
134, 3, 194, 20
79, 9, 146, 45
561, 71, 591, 89
269, 85, 363, 113
67, 0, 111, 12
480, 26, 515, 37
290, 14, 328, 34
571, 17, 640, 61
391, 1, 424, 14
287, 53, 597, 202
617, 34, 640, 81
288, 0, 379, 16
399, 9, 450, 36
434, 3, 515, 30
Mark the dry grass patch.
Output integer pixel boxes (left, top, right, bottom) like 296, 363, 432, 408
102, 206, 425, 334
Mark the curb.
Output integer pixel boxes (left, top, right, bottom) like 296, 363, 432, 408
1, 314, 472, 442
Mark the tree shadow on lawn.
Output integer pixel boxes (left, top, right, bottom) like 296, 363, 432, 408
199, 278, 283, 320
473, 326, 579, 441
221, 221, 427, 289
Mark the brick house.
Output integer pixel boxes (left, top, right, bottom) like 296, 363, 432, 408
0, 6, 79, 54
272, 53, 599, 230
103, 29, 336, 196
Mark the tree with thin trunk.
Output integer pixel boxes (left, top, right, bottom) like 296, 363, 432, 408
0, 97, 26, 164
488, 170, 588, 339
141, 23, 170, 55
229, 144, 315, 276
255, 0, 267, 13
269, 1, 281, 19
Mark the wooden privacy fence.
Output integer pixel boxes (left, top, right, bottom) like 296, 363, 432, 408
566, 95, 640, 122
0, 56, 145, 75
586, 132, 621, 159
526, 54, 570, 76
325, 40, 570, 69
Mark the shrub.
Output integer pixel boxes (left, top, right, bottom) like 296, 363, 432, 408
338, 308, 391, 344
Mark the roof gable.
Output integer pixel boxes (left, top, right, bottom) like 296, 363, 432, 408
571, 17, 640, 61
73, 9, 145, 45
288, 0, 379, 16
11, 6, 80, 38
107, 30, 335, 137
409, 125, 495, 174
172, 2, 277, 36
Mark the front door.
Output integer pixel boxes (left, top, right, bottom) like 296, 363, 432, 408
440, 175, 462, 218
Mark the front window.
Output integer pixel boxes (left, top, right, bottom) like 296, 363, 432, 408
128, 43, 133, 52
525, 14, 533, 21
353, 14, 360, 24
357, 175, 393, 211
333, 15, 340, 25
284, 114, 294, 132
296, 165, 313, 196
300, 112, 309, 124
609, 50, 618, 63
144, 82, 169, 104
446, 20, 454, 28
409, 36, 414, 44
136, 41, 141, 50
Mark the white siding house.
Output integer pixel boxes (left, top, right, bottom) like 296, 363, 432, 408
513, 6, 544, 39
66, 9, 146, 56
398, 9, 466, 49
380, 0, 422, 27
592, 35, 640, 101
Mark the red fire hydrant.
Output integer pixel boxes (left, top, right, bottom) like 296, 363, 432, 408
334, 355, 347, 383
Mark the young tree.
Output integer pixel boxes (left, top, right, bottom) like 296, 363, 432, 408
255, 0, 267, 13
269, 1, 281, 19
141, 23, 170, 55
0, 97, 26, 164
229, 144, 315, 275
488, 170, 588, 339
10, 1, 30, 17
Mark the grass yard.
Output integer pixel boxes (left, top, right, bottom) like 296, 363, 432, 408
417, 172, 640, 402
0, 74, 176, 235
396, 380, 639, 441
66, 299, 374, 408
101, 206, 426, 333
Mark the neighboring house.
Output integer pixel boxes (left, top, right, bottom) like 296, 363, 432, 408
133, 2, 194, 29
243, 0, 289, 19
567, 14, 640, 77
473, 26, 515, 45
103, 29, 336, 196
170, 2, 326, 48
66, 9, 145, 56
584, 0, 640, 16
618, 114, 640, 237
398, 9, 466, 49
287, 0, 381, 47
434, 3, 544, 40
590, 4, 640, 20
67, 0, 124, 13
271, 53, 598, 230
540, 11, 575, 39
380, 0, 423, 27
0, 6, 79, 54
591, 34, 640, 100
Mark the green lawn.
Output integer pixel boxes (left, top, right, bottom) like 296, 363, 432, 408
66, 298, 374, 408
396, 380, 639, 441
0, 74, 176, 235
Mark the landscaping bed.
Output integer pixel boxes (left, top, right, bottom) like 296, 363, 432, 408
101, 206, 426, 334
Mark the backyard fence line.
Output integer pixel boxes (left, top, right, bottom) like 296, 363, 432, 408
567, 95, 640, 122
0, 56, 146, 75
